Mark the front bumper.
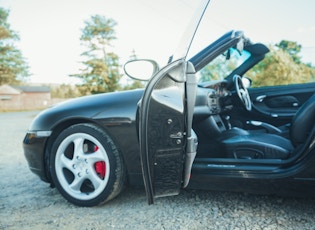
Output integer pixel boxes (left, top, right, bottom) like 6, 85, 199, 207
23, 131, 52, 182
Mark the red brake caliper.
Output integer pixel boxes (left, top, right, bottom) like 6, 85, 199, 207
93, 145, 106, 179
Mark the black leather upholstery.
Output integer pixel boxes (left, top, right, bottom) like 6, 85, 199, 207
290, 94, 315, 146
220, 94, 315, 159
221, 133, 293, 159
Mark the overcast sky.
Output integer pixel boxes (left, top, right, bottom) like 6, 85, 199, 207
1, 0, 314, 84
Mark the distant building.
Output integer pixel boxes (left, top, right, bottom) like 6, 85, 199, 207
0, 84, 51, 111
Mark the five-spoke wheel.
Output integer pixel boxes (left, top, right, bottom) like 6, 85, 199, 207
50, 123, 125, 207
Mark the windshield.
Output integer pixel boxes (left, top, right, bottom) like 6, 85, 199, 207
197, 48, 251, 83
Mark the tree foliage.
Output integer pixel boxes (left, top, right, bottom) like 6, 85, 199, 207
50, 84, 81, 98
122, 79, 145, 90
199, 49, 239, 82
198, 40, 315, 88
0, 8, 29, 85
276, 40, 302, 64
247, 41, 315, 87
71, 15, 121, 94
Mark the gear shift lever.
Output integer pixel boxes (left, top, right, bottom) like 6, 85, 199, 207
223, 115, 232, 130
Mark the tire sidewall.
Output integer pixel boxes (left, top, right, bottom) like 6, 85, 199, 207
50, 123, 124, 207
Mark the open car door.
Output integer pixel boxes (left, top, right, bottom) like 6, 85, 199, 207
139, 60, 197, 204
139, 0, 210, 204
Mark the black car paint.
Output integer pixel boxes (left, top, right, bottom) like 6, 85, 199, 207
139, 59, 197, 204
23, 30, 315, 198
24, 89, 145, 184
23, 30, 244, 186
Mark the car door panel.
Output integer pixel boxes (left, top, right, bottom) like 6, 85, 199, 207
264, 95, 300, 108
147, 80, 186, 198
231, 82, 315, 128
139, 0, 208, 205
139, 60, 187, 204
250, 82, 315, 116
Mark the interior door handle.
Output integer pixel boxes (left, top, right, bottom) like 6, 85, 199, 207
256, 95, 266, 102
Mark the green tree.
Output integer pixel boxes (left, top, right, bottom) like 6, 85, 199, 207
0, 8, 29, 85
247, 45, 315, 87
122, 80, 145, 90
71, 15, 121, 94
50, 84, 81, 98
199, 49, 238, 82
276, 40, 302, 64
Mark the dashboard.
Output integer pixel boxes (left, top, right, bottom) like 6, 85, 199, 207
194, 80, 231, 120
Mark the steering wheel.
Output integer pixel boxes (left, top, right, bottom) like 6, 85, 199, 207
234, 74, 252, 111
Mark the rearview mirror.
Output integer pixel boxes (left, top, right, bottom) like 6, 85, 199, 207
123, 59, 159, 81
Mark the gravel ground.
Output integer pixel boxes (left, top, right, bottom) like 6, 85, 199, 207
1, 111, 315, 230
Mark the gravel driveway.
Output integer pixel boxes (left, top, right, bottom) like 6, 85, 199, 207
1, 111, 315, 230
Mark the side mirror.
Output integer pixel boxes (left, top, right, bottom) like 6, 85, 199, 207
123, 59, 159, 81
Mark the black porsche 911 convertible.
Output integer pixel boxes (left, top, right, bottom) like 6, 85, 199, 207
23, 0, 315, 207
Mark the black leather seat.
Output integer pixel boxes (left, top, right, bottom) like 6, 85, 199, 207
220, 94, 315, 159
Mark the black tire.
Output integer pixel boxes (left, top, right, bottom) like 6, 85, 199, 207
50, 123, 126, 207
